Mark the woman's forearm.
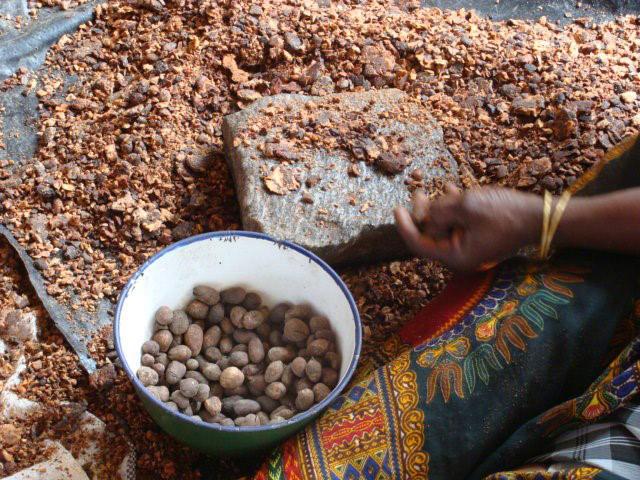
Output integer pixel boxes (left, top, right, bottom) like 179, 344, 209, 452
554, 187, 640, 255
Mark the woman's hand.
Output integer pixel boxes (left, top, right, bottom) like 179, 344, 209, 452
394, 184, 542, 272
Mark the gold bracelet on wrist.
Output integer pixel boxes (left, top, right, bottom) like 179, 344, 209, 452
539, 190, 572, 260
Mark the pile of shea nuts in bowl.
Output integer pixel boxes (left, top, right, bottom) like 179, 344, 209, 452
137, 285, 342, 427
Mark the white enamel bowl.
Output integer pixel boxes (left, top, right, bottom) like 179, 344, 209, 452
115, 231, 362, 456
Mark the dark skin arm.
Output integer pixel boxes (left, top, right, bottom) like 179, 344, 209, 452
394, 184, 640, 272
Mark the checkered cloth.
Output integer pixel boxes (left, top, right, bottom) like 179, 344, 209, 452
531, 400, 640, 479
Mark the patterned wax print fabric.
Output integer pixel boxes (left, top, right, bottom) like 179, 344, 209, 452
252, 135, 640, 480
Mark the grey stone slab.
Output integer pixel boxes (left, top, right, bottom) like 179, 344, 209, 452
223, 89, 458, 265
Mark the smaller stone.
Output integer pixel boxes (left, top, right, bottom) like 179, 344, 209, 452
220, 366, 245, 389
265, 382, 287, 400
208, 303, 225, 323
137, 366, 159, 386
166, 361, 187, 385
184, 324, 204, 356
221, 287, 246, 304
295, 388, 314, 411
168, 345, 192, 362
284, 318, 309, 342
313, 383, 331, 402
242, 292, 262, 310
203, 363, 222, 381
230, 351, 249, 367
284, 31, 304, 52
242, 310, 265, 329
291, 357, 307, 377
186, 300, 209, 320
148, 385, 170, 402
152, 330, 173, 352
204, 396, 222, 416
269, 303, 291, 323
621, 91, 637, 104
193, 286, 220, 305
306, 358, 322, 383
234, 399, 261, 416
141, 353, 155, 366
155, 306, 174, 326
186, 358, 199, 370
180, 378, 199, 398
265, 360, 285, 383
195, 383, 210, 402
142, 340, 160, 355
170, 310, 190, 335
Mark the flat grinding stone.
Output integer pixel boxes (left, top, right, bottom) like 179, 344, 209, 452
223, 89, 458, 265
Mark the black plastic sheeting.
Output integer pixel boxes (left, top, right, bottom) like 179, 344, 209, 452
0, 224, 111, 373
423, 0, 638, 23
0, 0, 639, 372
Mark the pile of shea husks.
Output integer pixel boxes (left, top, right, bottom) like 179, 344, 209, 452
1, 0, 638, 312
0, 0, 638, 477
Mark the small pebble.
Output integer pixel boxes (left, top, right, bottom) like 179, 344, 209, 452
285, 304, 312, 321
306, 358, 322, 382
171, 390, 190, 409
168, 345, 192, 362
142, 340, 160, 355
148, 385, 170, 402
242, 292, 262, 310
291, 357, 306, 377
184, 324, 204, 356
193, 285, 220, 305
322, 368, 339, 388
155, 306, 173, 326
204, 396, 222, 416
165, 361, 187, 385
180, 378, 198, 398
265, 382, 286, 400
152, 363, 166, 376
203, 325, 222, 349
309, 316, 330, 332
284, 318, 310, 342
230, 306, 247, 328
313, 383, 331, 402
186, 300, 209, 320
230, 351, 249, 367
268, 303, 290, 323
185, 358, 198, 370
204, 346, 222, 362
141, 353, 155, 366
203, 363, 221, 381
137, 366, 159, 386
308, 338, 330, 356
185, 370, 207, 384
242, 310, 264, 329
221, 286, 246, 304
170, 310, 190, 335
219, 336, 233, 354
248, 337, 265, 363
219, 366, 245, 389
268, 346, 295, 362
265, 360, 285, 383
208, 303, 225, 323
234, 399, 261, 416
295, 388, 314, 411
152, 330, 173, 352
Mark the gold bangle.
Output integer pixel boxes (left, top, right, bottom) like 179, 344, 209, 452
539, 190, 552, 260
540, 190, 572, 260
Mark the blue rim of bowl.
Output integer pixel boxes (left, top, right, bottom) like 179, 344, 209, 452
114, 230, 362, 433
